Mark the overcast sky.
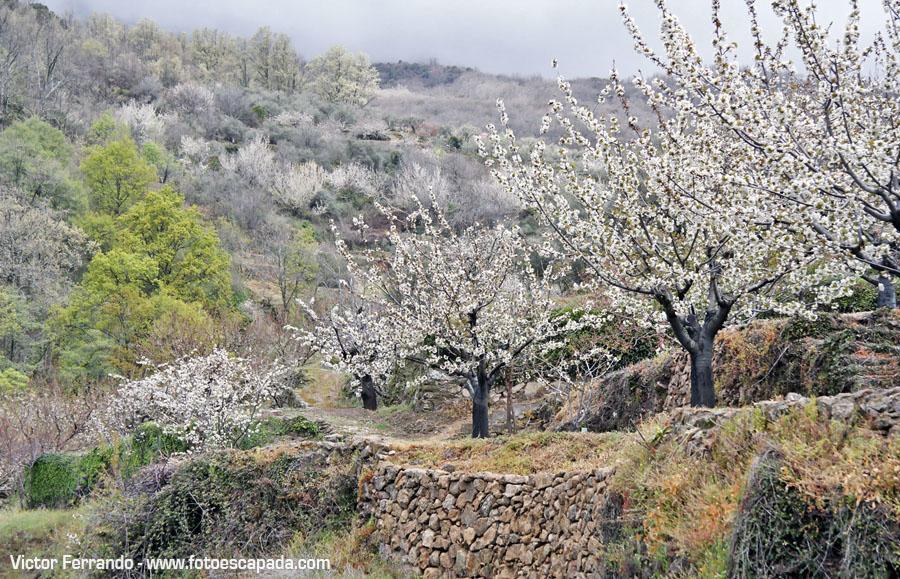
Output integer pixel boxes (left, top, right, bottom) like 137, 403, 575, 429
40, 0, 883, 78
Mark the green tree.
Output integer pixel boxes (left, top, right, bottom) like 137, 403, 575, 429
51, 247, 159, 378
264, 219, 318, 322
52, 188, 233, 379
86, 112, 126, 145
0, 285, 40, 370
302, 46, 379, 106
0, 117, 80, 209
118, 187, 232, 310
0, 367, 28, 392
141, 141, 176, 184
81, 138, 156, 215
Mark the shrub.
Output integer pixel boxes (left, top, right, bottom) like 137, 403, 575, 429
236, 415, 322, 449
833, 279, 878, 313
96, 447, 357, 559
111, 349, 289, 450
23, 448, 112, 508
729, 448, 899, 577
119, 422, 189, 479
20, 423, 187, 508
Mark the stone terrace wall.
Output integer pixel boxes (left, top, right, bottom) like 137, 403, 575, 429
359, 465, 622, 578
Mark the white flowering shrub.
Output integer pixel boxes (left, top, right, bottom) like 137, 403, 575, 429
179, 135, 212, 167
393, 162, 450, 207
116, 101, 167, 145
618, 0, 899, 305
220, 135, 325, 212
327, 163, 382, 199
112, 349, 289, 450
272, 161, 327, 212
272, 110, 314, 127
220, 135, 275, 184
166, 81, 215, 116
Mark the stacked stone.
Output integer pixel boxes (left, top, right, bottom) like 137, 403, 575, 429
360, 465, 618, 578
668, 386, 900, 453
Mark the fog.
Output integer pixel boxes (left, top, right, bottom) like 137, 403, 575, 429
40, 0, 883, 77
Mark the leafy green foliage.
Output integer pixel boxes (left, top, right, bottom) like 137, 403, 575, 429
0, 118, 81, 210
237, 415, 322, 449
118, 187, 232, 309
0, 367, 28, 392
0, 285, 40, 374
21, 423, 189, 508
119, 422, 190, 478
86, 113, 123, 145
23, 448, 113, 508
834, 278, 879, 313
81, 138, 156, 215
141, 141, 176, 184
52, 187, 232, 378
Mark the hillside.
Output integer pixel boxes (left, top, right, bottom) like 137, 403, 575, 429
0, 0, 898, 578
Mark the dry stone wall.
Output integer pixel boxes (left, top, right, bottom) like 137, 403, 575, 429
359, 464, 622, 578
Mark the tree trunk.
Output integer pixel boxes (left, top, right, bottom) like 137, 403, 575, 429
360, 375, 377, 411
505, 371, 515, 434
689, 347, 716, 407
876, 274, 897, 309
471, 374, 490, 438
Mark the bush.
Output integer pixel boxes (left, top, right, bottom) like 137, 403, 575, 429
833, 278, 878, 313
96, 447, 357, 559
119, 422, 189, 478
21, 423, 188, 508
236, 415, 322, 449
729, 448, 899, 577
23, 448, 112, 508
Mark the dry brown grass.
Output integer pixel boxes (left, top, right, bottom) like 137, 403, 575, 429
384, 429, 634, 475
301, 360, 352, 408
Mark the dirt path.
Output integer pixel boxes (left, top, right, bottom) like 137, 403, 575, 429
287, 362, 549, 445
292, 398, 546, 447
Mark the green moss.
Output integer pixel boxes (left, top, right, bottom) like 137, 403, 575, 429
24, 447, 113, 508
833, 279, 878, 313
782, 315, 837, 340
21, 423, 189, 508
811, 329, 857, 395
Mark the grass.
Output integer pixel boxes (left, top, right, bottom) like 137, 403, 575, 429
386, 430, 628, 474
302, 362, 352, 408
0, 508, 80, 538
237, 415, 322, 449
375, 402, 413, 418
0, 507, 86, 577
286, 519, 411, 578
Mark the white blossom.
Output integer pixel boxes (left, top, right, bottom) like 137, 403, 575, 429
111, 349, 289, 450
618, 0, 899, 298
115, 101, 168, 145
304, 195, 602, 435
481, 65, 852, 406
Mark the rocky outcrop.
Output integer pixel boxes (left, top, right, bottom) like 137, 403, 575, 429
359, 465, 621, 578
667, 387, 900, 454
